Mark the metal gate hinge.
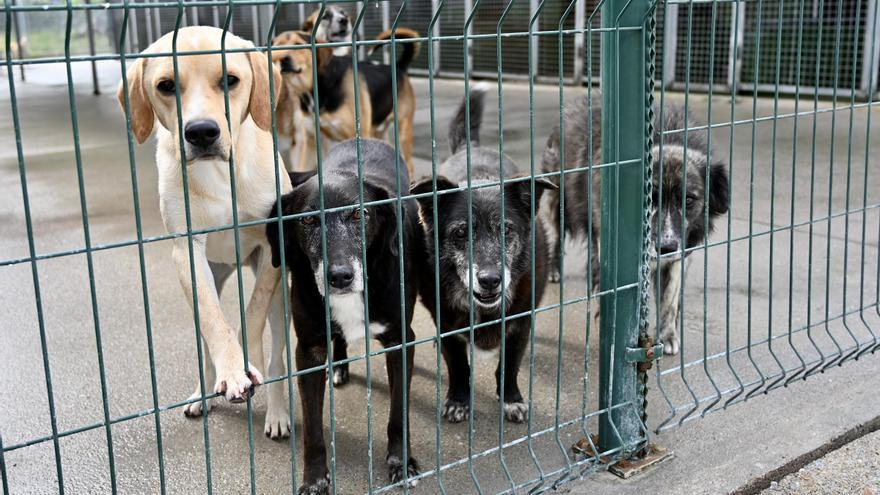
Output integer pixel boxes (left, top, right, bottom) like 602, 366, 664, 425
625, 335, 662, 372
625, 344, 663, 364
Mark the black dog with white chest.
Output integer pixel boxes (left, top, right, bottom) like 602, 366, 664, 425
267, 139, 421, 493
412, 86, 555, 424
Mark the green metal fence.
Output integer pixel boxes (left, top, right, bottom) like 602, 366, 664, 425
653, 0, 880, 432
1, 0, 878, 493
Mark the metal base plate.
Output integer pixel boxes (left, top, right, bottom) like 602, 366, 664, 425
608, 443, 674, 479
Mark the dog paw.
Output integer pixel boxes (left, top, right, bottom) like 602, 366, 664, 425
387, 455, 420, 488
548, 268, 561, 283
183, 391, 213, 418
503, 401, 529, 423
264, 407, 291, 440
661, 332, 680, 355
297, 474, 330, 495
214, 364, 263, 403
331, 367, 349, 386
442, 400, 470, 423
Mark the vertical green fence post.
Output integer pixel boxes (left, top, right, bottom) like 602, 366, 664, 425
598, 0, 649, 455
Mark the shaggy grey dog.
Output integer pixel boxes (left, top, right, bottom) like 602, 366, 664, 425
541, 94, 729, 355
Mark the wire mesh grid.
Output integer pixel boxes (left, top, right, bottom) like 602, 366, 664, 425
741, 0, 868, 91
1, 0, 656, 493
652, 0, 880, 431
1, 0, 879, 493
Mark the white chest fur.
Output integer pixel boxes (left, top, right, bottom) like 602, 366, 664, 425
328, 292, 386, 343
154, 122, 289, 264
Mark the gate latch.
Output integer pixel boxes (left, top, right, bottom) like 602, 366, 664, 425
625, 335, 663, 372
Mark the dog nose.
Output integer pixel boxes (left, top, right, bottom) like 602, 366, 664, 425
184, 120, 221, 148
658, 238, 680, 255
328, 264, 354, 289
477, 270, 501, 291
338, 16, 348, 26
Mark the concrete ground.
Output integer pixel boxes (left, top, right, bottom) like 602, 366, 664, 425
1, 61, 879, 494
758, 428, 880, 495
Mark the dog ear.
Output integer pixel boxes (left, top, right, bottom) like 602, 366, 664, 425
247, 49, 281, 132
362, 183, 402, 257
504, 175, 558, 210
117, 57, 154, 144
301, 11, 317, 32
708, 160, 730, 216
265, 193, 297, 268
410, 176, 458, 225
288, 170, 316, 187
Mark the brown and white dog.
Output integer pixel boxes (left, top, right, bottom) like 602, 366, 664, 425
117, 26, 295, 438
271, 28, 420, 175
301, 5, 353, 57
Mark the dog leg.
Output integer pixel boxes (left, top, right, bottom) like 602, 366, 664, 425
397, 116, 414, 177
330, 336, 350, 386
264, 274, 291, 440
296, 343, 330, 495
172, 239, 263, 404
296, 128, 317, 172
183, 262, 233, 417
383, 326, 420, 487
293, 113, 313, 172
658, 259, 684, 355
496, 322, 529, 423
184, 340, 217, 417
440, 335, 471, 423
244, 251, 282, 375
540, 192, 562, 283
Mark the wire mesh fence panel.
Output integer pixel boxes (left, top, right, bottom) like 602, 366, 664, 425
438, 0, 467, 74
470, 0, 531, 77
740, 0, 869, 92
1, 0, 656, 493
672, 1, 734, 88
651, 0, 880, 431
2, 0, 879, 493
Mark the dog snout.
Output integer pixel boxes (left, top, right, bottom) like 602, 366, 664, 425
328, 263, 355, 289
477, 269, 502, 292
184, 120, 221, 149
658, 235, 680, 255
338, 15, 348, 26
280, 57, 301, 74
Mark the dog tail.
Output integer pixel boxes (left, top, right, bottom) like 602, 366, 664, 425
448, 82, 490, 154
369, 27, 421, 71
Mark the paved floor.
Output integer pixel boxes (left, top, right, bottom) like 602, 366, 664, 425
758, 428, 880, 495
1, 61, 879, 494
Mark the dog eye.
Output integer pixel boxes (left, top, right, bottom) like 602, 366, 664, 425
685, 195, 697, 208
453, 226, 467, 240
351, 208, 368, 220
222, 75, 239, 88
300, 215, 316, 226
156, 80, 176, 95
504, 224, 513, 237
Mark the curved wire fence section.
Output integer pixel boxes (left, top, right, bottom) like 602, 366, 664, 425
0, 0, 878, 494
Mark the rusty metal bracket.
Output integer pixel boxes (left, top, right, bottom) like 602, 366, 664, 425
625, 334, 663, 373
608, 443, 674, 479
571, 435, 674, 479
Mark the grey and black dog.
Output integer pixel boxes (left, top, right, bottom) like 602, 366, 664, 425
266, 139, 422, 493
540, 95, 729, 355
412, 85, 555, 424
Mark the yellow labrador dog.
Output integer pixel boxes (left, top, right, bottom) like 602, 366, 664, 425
118, 26, 294, 438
